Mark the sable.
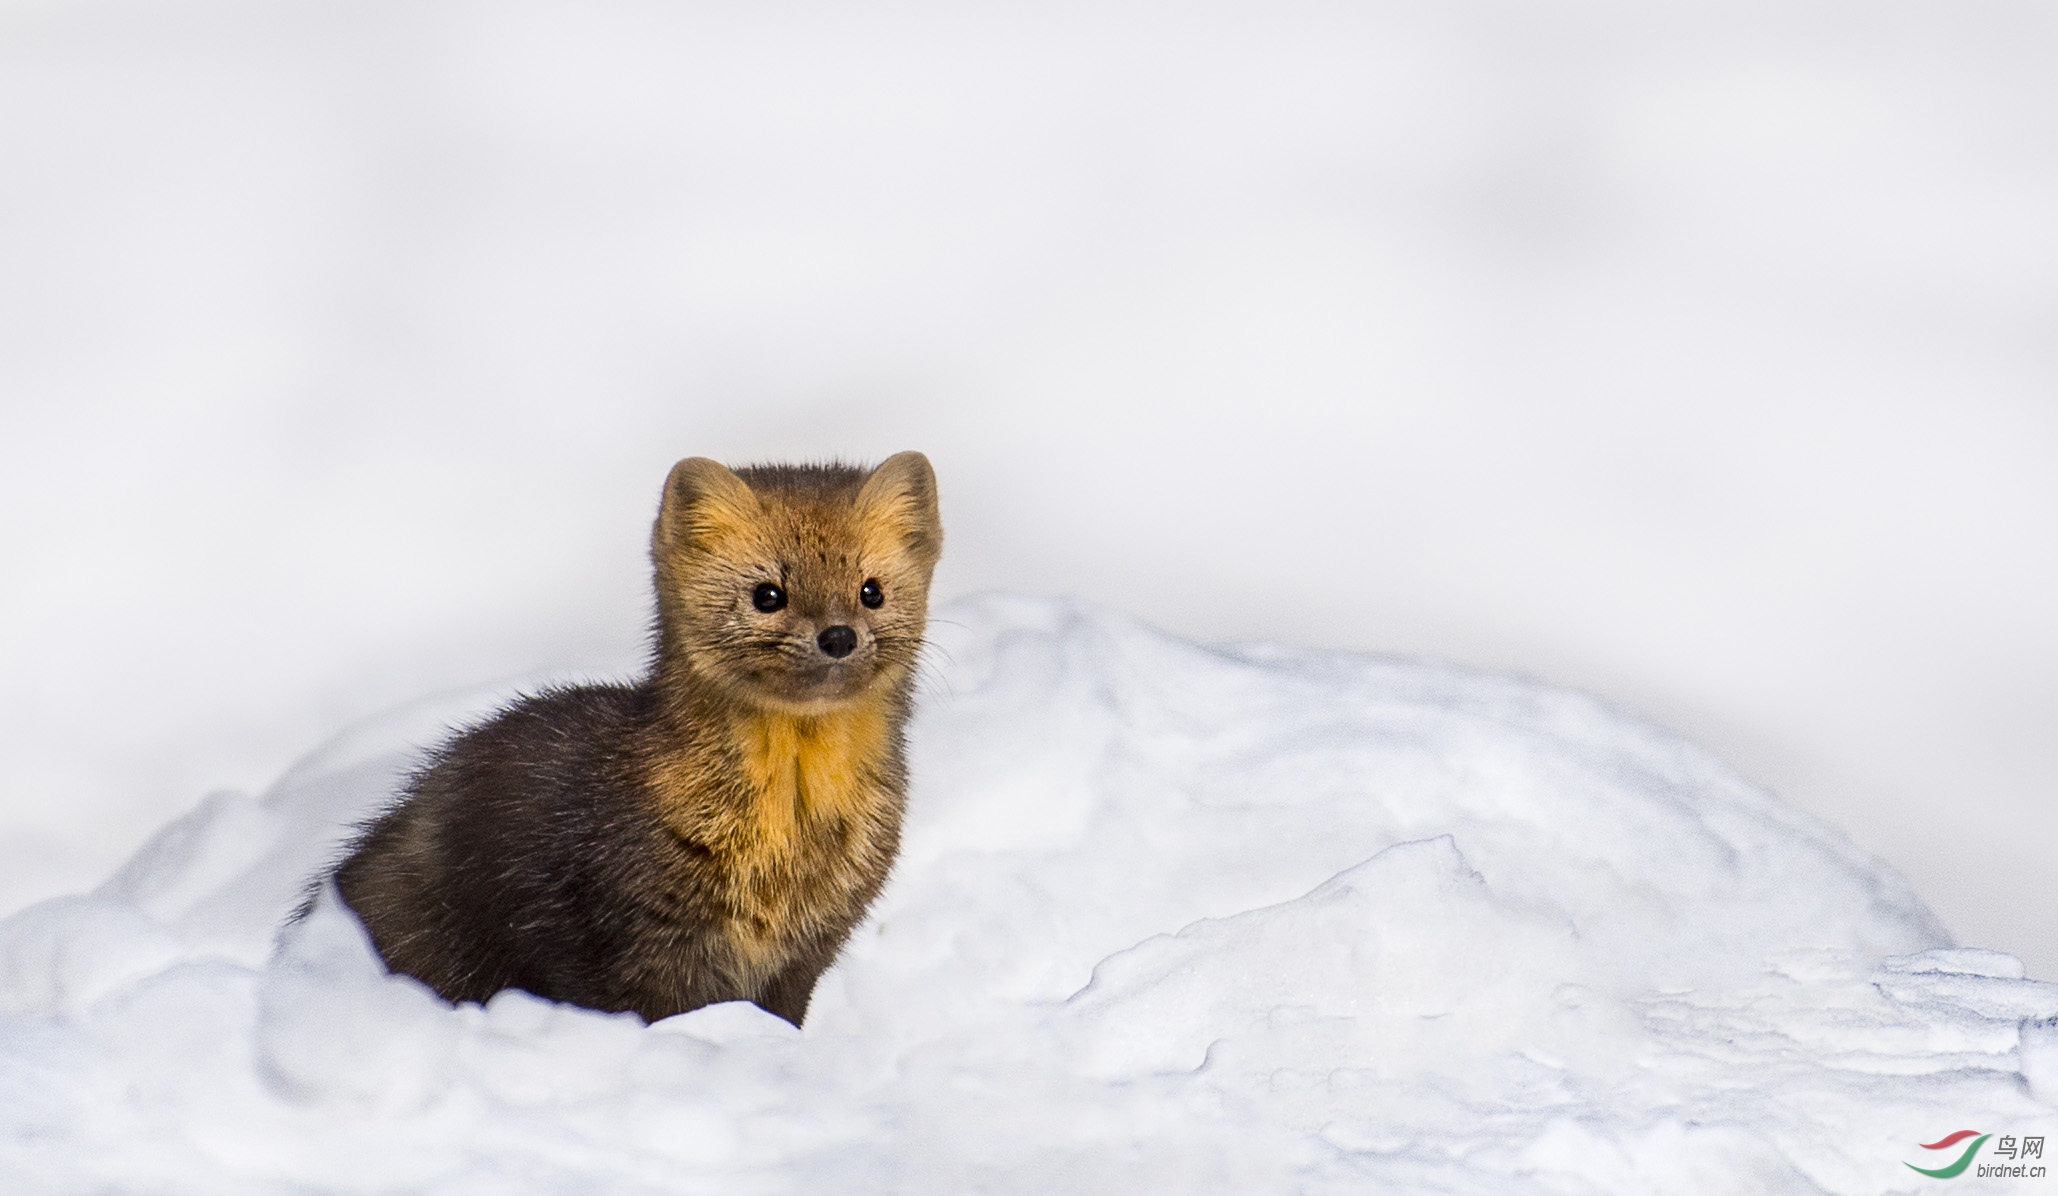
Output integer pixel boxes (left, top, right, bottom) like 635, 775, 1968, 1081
330, 452, 941, 1025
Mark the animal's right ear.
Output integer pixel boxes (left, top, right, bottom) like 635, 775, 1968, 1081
655, 457, 761, 551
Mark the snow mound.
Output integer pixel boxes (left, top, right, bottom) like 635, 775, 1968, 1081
1, 596, 2051, 1193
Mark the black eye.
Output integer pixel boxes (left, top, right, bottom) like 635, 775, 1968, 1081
752, 583, 787, 612
859, 579, 884, 609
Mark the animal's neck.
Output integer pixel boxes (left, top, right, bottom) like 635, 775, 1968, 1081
642, 656, 899, 858
734, 701, 890, 829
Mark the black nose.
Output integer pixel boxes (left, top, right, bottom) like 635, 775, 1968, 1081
817, 625, 857, 659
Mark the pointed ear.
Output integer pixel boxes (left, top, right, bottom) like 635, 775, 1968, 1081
655, 457, 761, 552
855, 450, 942, 564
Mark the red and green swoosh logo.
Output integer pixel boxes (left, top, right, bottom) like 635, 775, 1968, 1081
1907, 1130, 1990, 1178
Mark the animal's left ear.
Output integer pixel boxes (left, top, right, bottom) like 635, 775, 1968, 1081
855, 451, 942, 565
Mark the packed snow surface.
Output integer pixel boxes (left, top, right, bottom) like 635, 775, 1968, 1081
2, 597, 2053, 1193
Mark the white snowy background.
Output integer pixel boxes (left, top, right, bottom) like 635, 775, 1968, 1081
2, 3, 2057, 1187
2, 0, 2052, 976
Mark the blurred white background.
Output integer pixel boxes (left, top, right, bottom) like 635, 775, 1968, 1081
1, 0, 2052, 975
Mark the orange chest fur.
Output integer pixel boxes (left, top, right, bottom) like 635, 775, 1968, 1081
724, 704, 899, 970
646, 702, 899, 962
732, 705, 891, 842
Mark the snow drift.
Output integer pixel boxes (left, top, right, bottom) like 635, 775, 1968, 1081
1, 596, 2052, 1193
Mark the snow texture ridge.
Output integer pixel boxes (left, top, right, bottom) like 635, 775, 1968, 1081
0, 596, 2051, 1193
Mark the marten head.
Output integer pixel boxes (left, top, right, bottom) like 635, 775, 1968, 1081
651, 452, 942, 712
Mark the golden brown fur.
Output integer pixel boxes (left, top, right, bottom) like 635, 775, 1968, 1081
330, 452, 941, 1024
